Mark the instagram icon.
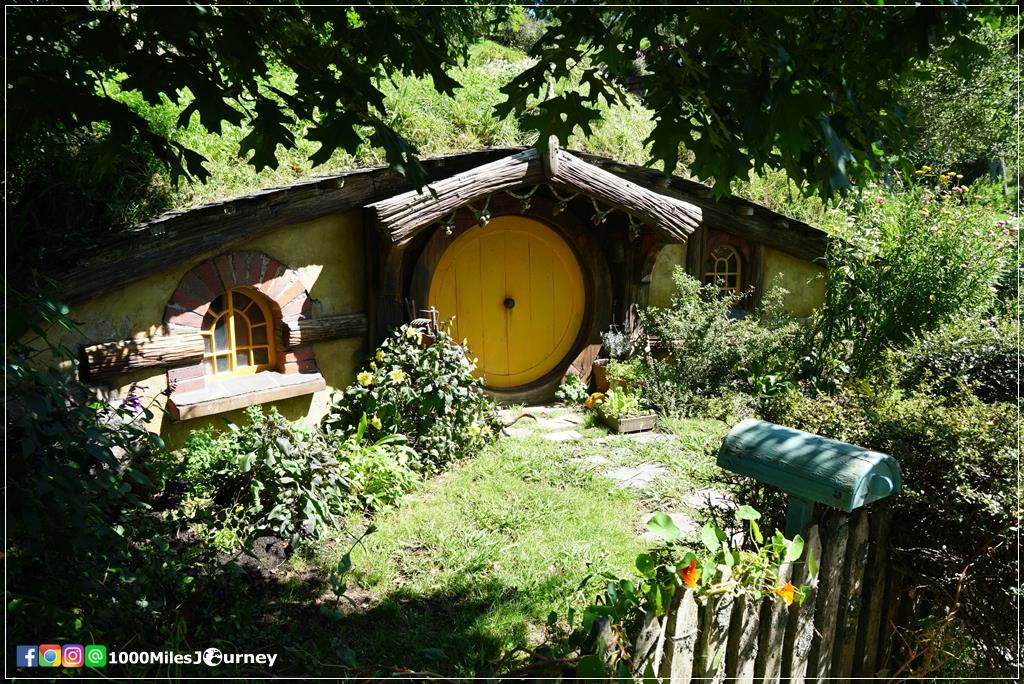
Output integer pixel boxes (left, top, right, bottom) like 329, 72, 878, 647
62, 644, 84, 668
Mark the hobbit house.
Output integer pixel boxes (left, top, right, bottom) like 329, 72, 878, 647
56, 142, 829, 447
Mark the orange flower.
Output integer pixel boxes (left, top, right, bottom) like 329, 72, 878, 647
584, 392, 605, 410
681, 559, 700, 589
775, 580, 796, 605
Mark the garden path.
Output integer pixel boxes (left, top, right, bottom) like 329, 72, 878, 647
329, 403, 732, 675
497, 403, 733, 542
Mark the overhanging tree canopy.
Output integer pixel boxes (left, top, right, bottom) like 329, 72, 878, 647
6, 4, 1010, 201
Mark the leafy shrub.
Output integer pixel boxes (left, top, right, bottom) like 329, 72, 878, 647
606, 357, 643, 388
896, 312, 1018, 404
324, 322, 496, 473
638, 269, 801, 416
555, 372, 590, 404
755, 384, 1018, 673
6, 288, 217, 649
180, 407, 418, 547
807, 178, 1012, 379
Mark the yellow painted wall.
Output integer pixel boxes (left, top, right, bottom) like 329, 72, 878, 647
648, 243, 688, 308
50, 210, 366, 450
762, 248, 827, 317
647, 243, 825, 316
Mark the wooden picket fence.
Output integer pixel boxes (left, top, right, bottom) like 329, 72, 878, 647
628, 505, 896, 683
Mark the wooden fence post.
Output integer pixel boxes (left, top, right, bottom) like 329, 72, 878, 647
805, 511, 850, 680
854, 506, 892, 677
660, 589, 700, 684
782, 523, 821, 683
697, 568, 733, 683
753, 555, 793, 683
725, 592, 761, 683
876, 564, 905, 674
831, 508, 870, 681
633, 608, 669, 677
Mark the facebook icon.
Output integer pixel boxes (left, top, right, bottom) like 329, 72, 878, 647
16, 646, 36, 667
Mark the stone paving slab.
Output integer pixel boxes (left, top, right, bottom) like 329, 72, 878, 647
683, 487, 735, 510
503, 427, 534, 438
604, 463, 669, 489
543, 430, 583, 443
536, 415, 583, 430
623, 431, 675, 444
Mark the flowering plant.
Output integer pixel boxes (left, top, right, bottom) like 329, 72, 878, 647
324, 321, 497, 472
636, 505, 814, 611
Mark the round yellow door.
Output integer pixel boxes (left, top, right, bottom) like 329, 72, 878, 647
429, 216, 586, 389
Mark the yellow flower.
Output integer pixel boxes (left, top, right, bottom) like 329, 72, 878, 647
929, 293, 936, 302
467, 423, 482, 437
389, 368, 407, 383
375, 349, 385, 362
370, 361, 377, 370
370, 415, 383, 430
482, 424, 492, 435
357, 371, 374, 386
775, 581, 797, 606
234, 504, 243, 513
405, 326, 419, 339
584, 392, 606, 410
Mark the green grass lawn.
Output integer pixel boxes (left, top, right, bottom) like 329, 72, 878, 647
310, 412, 726, 677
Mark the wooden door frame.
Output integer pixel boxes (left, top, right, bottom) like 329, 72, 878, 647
407, 192, 612, 403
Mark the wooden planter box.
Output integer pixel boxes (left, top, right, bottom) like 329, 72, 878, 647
602, 412, 657, 434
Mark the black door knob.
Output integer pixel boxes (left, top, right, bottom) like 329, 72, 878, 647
504, 297, 516, 310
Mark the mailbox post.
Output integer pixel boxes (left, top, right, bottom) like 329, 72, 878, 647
716, 419, 901, 536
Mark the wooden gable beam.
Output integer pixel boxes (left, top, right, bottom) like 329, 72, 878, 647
366, 148, 546, 245
543, 137, 701, 242
368, 138, 702, 246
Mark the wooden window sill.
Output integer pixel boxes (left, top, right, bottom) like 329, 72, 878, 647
168, 371, 326, 421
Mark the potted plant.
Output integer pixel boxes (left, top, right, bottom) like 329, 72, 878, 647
594, 388, 657, 434
595, 325, 634, 393
605, 356, 644, 392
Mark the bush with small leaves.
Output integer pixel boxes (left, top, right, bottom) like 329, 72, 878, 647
324, 322, 497, 473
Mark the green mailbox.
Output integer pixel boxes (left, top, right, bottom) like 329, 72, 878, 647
716, 419, 901, 535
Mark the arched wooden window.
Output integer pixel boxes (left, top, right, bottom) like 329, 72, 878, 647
703, 245, 742, 296
201, 289, 276, 376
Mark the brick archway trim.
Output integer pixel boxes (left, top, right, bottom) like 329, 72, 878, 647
165, 250, 317, 395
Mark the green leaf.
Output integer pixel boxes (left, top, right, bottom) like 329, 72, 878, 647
576, 654, 606, 681
635, 553, 656, 578
750, 519, 764, 545
701, 523, 725, 552
736, 505, 762, 521
786, 535, 805, 563
806, 544, 819, 578
721, 541, 736, 568
646, 512, 681, 543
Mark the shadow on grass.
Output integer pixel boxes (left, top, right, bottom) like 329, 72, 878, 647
334, 573, 577, 679
84, 560, 576, 680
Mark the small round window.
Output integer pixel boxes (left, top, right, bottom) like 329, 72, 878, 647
201, 289, 276, 376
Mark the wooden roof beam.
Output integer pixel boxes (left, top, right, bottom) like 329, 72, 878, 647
543, 137, 701, 242
367, 148, 546, 245
368, 138, 702, 246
